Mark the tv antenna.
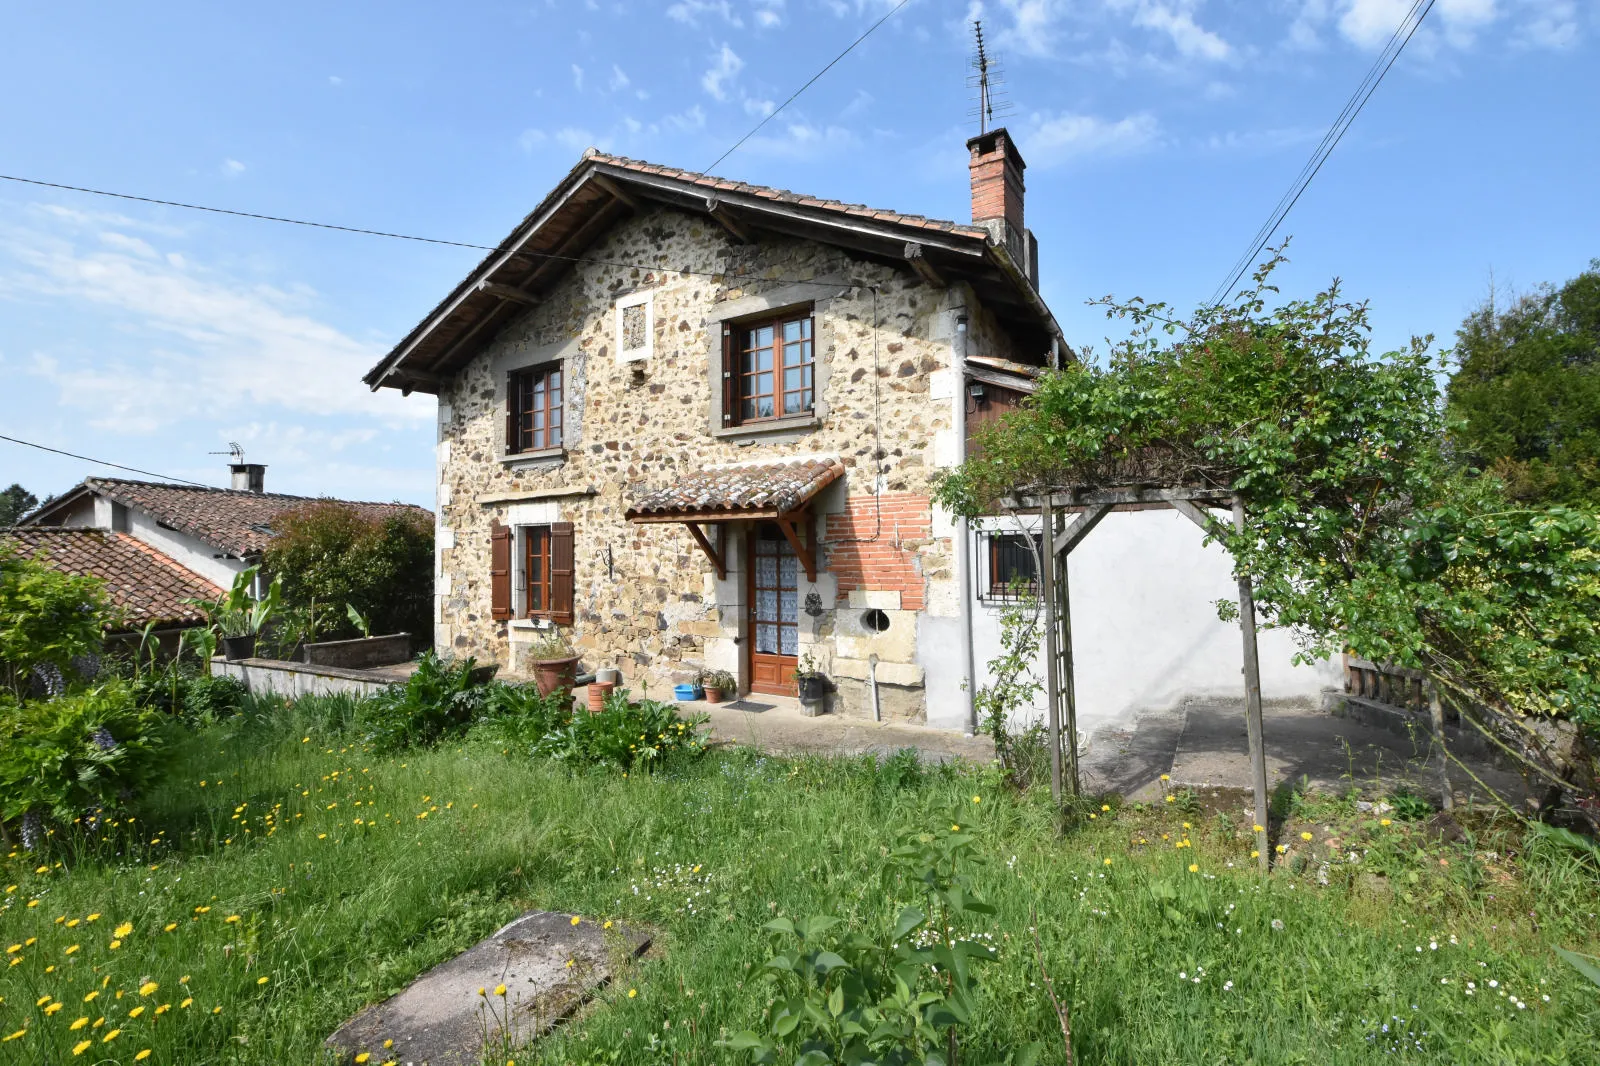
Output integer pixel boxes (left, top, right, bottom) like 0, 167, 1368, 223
967, 20, 1013, 135
209, 442, 245, 464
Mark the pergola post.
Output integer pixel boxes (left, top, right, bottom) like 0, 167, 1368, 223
1039, 495, 1064, 807
1054, 508, 1080, 799
1232, 498, 1271, 872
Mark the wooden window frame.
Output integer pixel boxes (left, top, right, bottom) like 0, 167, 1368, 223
722, 307, 815, 427
515, 522, 575, 624
505, 362, 563, 455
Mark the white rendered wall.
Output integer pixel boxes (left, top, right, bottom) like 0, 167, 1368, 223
970, 509, 1340, 736
123, 509, 248, 591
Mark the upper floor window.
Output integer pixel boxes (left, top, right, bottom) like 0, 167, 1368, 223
506, 363, 562, 454
724, 310, 814, 425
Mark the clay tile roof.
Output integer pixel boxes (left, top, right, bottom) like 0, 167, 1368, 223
626, 457, 845, 521
1, 528, 223, 630
77, 478, 433, 557
586, 151, 989, 239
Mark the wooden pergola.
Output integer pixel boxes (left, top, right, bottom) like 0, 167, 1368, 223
1011, 484, 1272, 871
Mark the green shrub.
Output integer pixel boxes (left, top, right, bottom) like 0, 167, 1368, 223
0, 544, 115, 699
0, 680, 167, 843
534, 689, 707, 771
363, 652, 489, 753
477, 681, 575, 748
260, 500, 433, 647
130, 668, 249, 725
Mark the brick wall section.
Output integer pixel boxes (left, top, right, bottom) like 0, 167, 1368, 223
825, 493, 933, 611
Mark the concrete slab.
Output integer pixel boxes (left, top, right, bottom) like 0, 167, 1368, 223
678, 691, 996, 764
325, 911, 648, 1066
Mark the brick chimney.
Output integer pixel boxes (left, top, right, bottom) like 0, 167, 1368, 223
968, 128, 1025, 238
229, 463, 266, 493
967, 127, 1036, 284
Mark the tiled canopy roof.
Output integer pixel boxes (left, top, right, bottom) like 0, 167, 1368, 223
1, 528, 223, 630
626, 457, 845, 521
74, 479, 432, 557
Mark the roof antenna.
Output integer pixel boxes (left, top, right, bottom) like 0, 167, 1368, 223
209, 442, 245, 464
967, 19, 1013, 135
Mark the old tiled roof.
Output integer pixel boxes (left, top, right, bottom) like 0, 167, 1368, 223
586, 151, 990, 239
626, 457, 845, 521
62, 479, 431, 557
1, 528, 223, 630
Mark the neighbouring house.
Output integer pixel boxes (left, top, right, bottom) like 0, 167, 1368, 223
364, 129, 1337, 732
0, 526, 222, 654
17, 465, 432, 649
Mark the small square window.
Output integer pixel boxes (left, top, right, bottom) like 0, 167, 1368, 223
981, 532, 1041, 602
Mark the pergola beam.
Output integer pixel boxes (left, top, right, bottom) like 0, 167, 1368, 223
1053, 502, 1113, 556
775, 516, 816, 582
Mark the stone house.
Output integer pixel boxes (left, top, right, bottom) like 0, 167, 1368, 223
366, 130, 1337, 731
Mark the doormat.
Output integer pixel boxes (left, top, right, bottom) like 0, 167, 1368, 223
724, 700, 775, 713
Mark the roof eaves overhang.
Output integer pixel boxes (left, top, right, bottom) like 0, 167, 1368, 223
365, 157, 1070, 392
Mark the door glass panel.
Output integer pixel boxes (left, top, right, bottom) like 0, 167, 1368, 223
756, 588, 778, 621
779, 626, 798, 656
778, 554, 798, 586
756, 623, 779, 654
779, 590, 797, 621
755, 554, 777, 586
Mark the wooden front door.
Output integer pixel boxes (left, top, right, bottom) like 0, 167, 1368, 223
747, 523, 800, 695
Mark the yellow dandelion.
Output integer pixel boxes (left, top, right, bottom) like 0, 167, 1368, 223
1188, 863, 1199, 873
86, 913, 100, 921
951, 824, 960, 832
109, 940, 122, 950
225, 915, 241, 924
477, 987, 486, 997
103, 1028, 121, 1043
180, 998, 192, 1009
627, 988, 637, 998
355, 1055, 371, 1064
163, 923, 177, 933
495, 984, 507, 996
257, 976, 269, 986
212, 1006, 222, 1015
128, 1007, 145, 1019
65, 944, 79, 955
1103, 858, 1112, 866
1165, 795, 1175, 803
1300, 831, 1313, 842
570, 916, 581, 926
83, 991, 98, 1003
73, 1039, 92, 1055
71, 1017, 89, 1030
1102, 804, 1111, 812
45, 1003, 64, 1015
139, 982, 158, 997
135, 1052, 151, 1062
114, 922, 133, 937
4, 1028, 27, 1043
1160, 774, 1170, 782
1380, 818, 1392, 827
1251, 850, 1261, 858
1276, 844, 1287, 854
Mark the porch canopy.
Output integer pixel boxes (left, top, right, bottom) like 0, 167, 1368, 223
624, 456, 843, 582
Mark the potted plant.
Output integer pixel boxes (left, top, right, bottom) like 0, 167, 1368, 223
700, 669, 735, 704
527, 629, 580, 697
189, 566, 281, 661
794, 653, 831, 716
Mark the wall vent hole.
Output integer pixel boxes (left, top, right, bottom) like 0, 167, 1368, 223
861, 608, 891, 633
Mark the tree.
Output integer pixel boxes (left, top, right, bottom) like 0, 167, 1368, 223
935, 252, 1599, 825
1447, 261, 1600, 506
0, 543, 115, 699
260, 501, 433, 648
0, 484, 39, 526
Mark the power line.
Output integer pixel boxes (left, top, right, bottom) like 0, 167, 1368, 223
0, 172, 865, 289
1209, 0, 1436, 307
0, 432, 213, 489
705, 0, 914, 174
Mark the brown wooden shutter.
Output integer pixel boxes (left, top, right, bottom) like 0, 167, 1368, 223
721, 325, 736, 425
489, 522, 513, 621
549, 522, 575, 625
504, 372, 520, 455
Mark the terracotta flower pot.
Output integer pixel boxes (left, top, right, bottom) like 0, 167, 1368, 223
587, 681, 615, 712
703, 686, 725, 704
532, 654, 581, 697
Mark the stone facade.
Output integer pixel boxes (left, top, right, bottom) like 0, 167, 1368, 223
433, 203, 1031, 721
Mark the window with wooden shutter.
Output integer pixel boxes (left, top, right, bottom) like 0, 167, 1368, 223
720, 325, 736, 425
549, 522, 575, 624
490, 523, 513, 620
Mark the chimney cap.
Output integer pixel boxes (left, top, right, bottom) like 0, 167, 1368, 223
966, 126, 1027, 171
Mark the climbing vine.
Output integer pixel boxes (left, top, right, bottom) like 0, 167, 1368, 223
935, 250, 1600, 823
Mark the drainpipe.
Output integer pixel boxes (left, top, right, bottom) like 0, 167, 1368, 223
954, 308, 979, 735
869, 653, 881, 723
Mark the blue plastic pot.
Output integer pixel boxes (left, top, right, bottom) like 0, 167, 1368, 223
673, 683, 703, 701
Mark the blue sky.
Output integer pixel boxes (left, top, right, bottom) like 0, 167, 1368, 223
1, 0, 1594, 510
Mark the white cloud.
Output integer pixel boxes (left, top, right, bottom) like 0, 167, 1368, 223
1319, 0, 1526, 52
1513, 0, 1579, 48
220, 159, 247, 177
1024, 110, 1161, 167
608, 64, 631, 91
1127, 2, 1231, 59
571, 63, 585, 90
743, 96, 776, 117
668, 0, 742, 26
701, 43, 744, 101
743, 121, 858, 159
328, 75, 343, 87
0, 210, 424, 432
754, 0, 785, 28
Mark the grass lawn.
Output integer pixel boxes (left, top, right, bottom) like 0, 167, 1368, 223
2, 695, 1598, 1065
